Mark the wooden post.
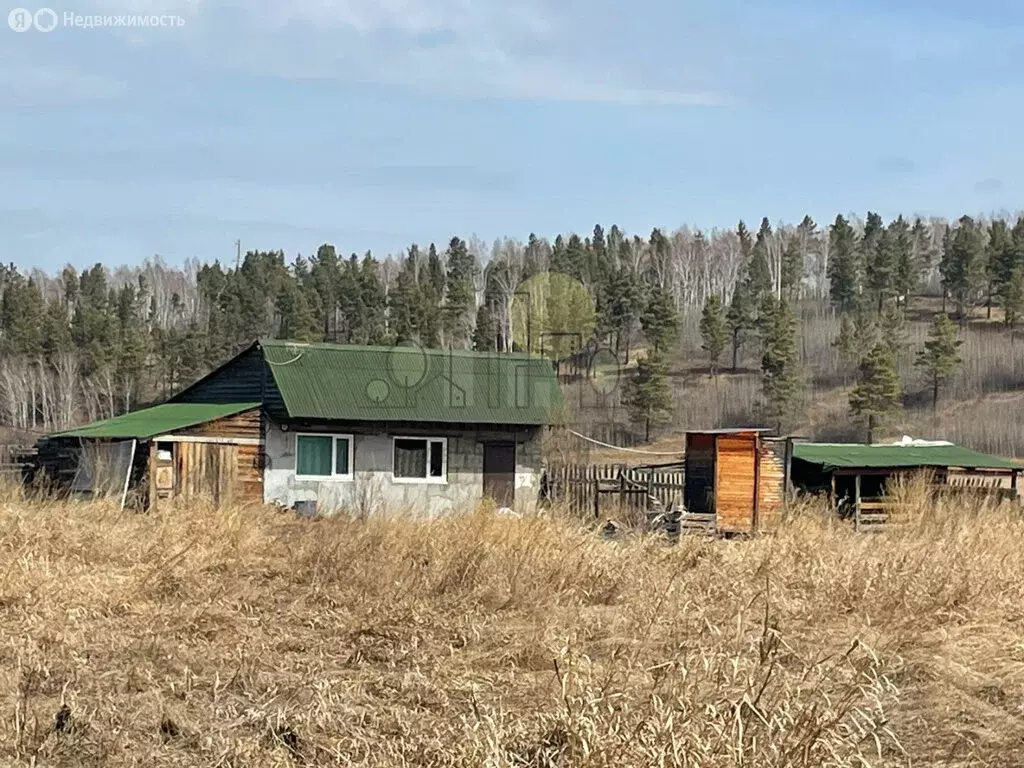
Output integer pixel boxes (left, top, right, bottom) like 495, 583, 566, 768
783, 437, 794, 508
712, 435, 720, 530
752, 434, 761, 533
147, 440, 156, 512
619, 470, 627, 514
854, 474, 862, 533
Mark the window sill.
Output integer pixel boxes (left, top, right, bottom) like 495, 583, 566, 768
295, 475, 355, 483
392, 476, 448, 486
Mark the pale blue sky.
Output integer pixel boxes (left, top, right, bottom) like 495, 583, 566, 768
3, 0, 1024, 270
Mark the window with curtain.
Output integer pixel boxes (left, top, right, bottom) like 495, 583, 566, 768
296, 434, 353, 479
393, 437, 446, 481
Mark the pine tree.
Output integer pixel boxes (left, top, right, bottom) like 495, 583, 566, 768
890, 216, 915, 309
622, 351, 672, 442
726, 279, 755, 372
761, 297, 801, 430
472, 303, 496, 351
0, 273, 45, 357
986, 219, 1014, 320
550, 234, 569, 276
699, 294, 728, 375
852, 301, 878, 360
604, 264, 641, 358
942, 216, 985, 324
389, 259, 419, 345
1004, 266, 1024, 329
780, 236, 803, 299
832, 313, 859, 379
849, 343, 902, 443
564, 233, 589, 284
755, 291, 779, 353
640, 283, 678, 354
359, 253, 388, 345
523, 233, 545, 278
880, 301, 908, 359
336, 256, 365, 343
911, 218, 933, 287
275, 279, 319, 343
861, 212, 887, 312
828, 215, 860, 310
916, 312, 962, 412
443, 237, 477, 347
1012, 216, 1024, 263
736, 220, 753, 264
747, 217, 774, 299
866, 221, 897, 313
426, 244, 446, 301
310, 243, 341, 339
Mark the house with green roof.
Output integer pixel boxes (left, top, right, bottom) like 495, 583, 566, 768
45, 340, 563, 513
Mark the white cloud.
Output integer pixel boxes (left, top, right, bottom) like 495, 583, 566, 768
74, 0, 724, 106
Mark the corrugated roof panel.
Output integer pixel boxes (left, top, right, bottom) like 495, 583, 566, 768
50, 402, 260, 439
261, 340, 561, 425
792, 442, 1021, 471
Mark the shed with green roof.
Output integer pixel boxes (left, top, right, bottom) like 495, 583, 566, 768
791, 439, 1020, 525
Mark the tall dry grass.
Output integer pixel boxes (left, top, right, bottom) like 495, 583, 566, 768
1, 490, 1024, 766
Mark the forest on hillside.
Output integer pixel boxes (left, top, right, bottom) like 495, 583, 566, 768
3, 212, 1024, 452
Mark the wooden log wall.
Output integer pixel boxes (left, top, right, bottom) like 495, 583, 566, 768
173, 408, 261, 440
756, 438, 788, 532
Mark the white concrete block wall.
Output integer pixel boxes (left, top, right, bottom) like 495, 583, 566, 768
263, 421, 542, 516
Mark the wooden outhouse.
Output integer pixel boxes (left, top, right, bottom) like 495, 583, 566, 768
683, 429, 793, 534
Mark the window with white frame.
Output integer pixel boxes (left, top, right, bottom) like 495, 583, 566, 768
295, 433, 353, 480
393, 437, 447, 483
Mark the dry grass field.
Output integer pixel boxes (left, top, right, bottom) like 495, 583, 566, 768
2, 487, 1024, 766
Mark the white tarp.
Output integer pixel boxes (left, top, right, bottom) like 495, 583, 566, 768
885, 436, 955, 448
71, 439, 137, 507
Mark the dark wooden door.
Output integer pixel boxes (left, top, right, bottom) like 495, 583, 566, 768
483, 443, 516, 507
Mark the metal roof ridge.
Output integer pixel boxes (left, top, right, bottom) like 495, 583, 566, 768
258, 338, 542, 360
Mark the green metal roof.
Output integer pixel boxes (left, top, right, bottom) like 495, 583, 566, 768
50, 402, 259, 439
260, 340, 561, 425
792, 442, 1021, 471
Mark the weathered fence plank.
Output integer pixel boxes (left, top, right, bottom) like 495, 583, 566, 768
541, 463, 686, 520
0, 443, 36, 484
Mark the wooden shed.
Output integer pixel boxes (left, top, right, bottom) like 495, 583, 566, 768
791, 440, 1021, 528
40, 402, 263, 508
683, 429, 793, 534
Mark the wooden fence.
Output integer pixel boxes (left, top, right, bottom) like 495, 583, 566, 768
541, 462, 686, 517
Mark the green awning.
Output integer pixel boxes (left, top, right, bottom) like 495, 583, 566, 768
793, 442, 1020, 471
49, 402, 259, 440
